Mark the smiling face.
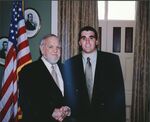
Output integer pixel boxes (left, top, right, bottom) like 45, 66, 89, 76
79, 30, 98, 54
40, 36, 61, 64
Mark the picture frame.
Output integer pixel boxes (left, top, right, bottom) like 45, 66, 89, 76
0, 37, 8, 66
24, 8, 41, 38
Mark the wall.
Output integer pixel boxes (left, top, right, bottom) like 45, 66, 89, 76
25, 1, 51, 61
0, 1, 51, 87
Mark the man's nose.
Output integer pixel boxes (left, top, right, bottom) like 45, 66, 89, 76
85, 38, 90, 44
53, 48, 58, 52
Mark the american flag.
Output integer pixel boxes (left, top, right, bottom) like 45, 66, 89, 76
0, 1, 32, 122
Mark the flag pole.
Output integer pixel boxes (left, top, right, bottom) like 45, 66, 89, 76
22, 0, 24, 15
18, 1, 25, 121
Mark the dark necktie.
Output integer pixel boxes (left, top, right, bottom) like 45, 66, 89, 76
85, 57, 93, 101
51, 65, 59, 87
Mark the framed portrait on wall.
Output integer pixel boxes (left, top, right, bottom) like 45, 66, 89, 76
24, 8, 41, 38
0, 37, 8, 66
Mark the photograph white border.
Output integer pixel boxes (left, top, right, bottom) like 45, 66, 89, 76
0, 37, 8, 66
24, 8, 41, 38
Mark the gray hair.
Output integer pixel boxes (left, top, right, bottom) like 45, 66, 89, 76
40, 34, 60, 46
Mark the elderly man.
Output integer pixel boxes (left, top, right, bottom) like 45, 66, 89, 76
19, 34, 71, 122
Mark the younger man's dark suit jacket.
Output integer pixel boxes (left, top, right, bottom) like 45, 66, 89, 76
19, 59, 68, 122
64, 51, 126, 122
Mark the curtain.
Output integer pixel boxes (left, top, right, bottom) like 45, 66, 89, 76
58, 0, 99, 62
131, 1, 150, 122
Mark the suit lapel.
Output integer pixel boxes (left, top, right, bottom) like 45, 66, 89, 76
38, 59, 63, 97
77, 54, 91, 103
78, 54, 85, 81
91, 51, 103, 102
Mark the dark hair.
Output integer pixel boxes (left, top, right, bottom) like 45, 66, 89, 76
27, 13, 33, 18
3, 41, 8, 44
78, 26, 98, 42
2, 41, 8, 47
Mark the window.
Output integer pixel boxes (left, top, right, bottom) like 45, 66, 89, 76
98, 1, 136, 20
98, 1, 105, 20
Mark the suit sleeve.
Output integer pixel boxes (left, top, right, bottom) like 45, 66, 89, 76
18, 67, 34, 122
18, 67, 56, 122
108, 55, 126, 122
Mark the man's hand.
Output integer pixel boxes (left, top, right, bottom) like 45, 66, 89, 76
60, 106, 71, 117
52, 106, 71, 122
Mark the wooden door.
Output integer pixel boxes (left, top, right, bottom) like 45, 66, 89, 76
99, 20, 135, 122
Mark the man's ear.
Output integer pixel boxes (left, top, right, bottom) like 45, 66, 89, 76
40, 45, 43, 55
96, 40, 99, 46
79, 41, 81, 46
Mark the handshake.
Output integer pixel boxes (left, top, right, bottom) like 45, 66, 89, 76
52, 106, 71, 122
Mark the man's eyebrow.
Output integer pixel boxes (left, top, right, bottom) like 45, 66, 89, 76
80, 35, 95, 39
80, 36, 86, 38
89, 35, 95, 38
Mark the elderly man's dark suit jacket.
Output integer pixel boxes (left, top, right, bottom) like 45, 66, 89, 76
19, 59, 68, 122
64, 51, 126, 122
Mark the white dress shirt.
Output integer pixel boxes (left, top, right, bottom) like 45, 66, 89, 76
41, 56, 64, 96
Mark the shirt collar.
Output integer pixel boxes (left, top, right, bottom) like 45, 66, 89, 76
41, 56, 56, 68
82, 50, 97, 63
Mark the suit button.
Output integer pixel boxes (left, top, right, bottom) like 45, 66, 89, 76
99, 103, 104, 109
100, 103, 104, 106
75, 89, 79, 92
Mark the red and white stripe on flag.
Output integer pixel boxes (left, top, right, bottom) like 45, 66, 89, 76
0, 1, 32, 122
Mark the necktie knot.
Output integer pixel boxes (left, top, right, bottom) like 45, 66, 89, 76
87, 57, 91, 66
87, 57, 90, 61
51, 65, 55, 70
